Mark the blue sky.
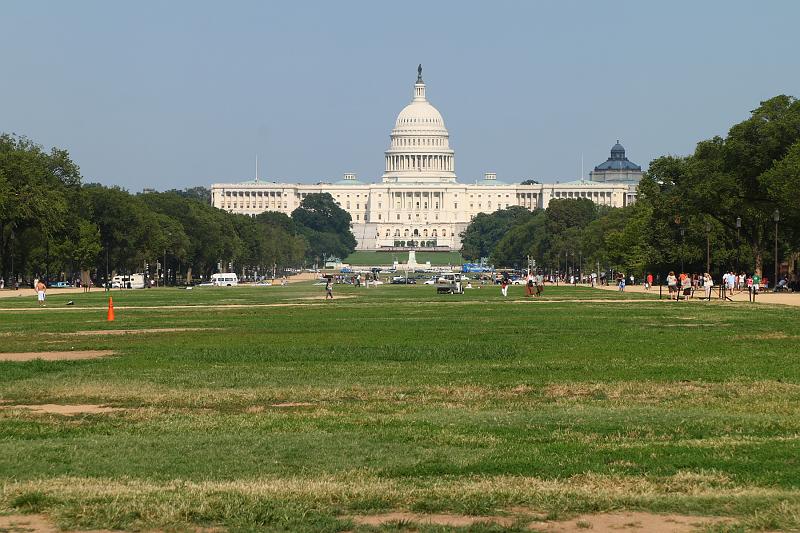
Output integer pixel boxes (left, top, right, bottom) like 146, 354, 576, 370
2, 1, 798, 189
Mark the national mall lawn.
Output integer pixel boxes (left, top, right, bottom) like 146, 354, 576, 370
1, 283, 799, 532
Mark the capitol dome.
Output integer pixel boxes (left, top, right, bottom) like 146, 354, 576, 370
382, 65, 456, 184
394, 100, 446, 131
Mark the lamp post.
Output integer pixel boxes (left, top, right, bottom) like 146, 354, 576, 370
679, 227, 685, 274
105, 244, 109, 292
163, 232, 171, 287
705, 221, 711, 274
773, 209, 780, 291
735, 216, 741, 275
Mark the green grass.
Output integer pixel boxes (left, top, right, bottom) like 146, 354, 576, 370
343, 250, 464, 266
1, 284, 800, 531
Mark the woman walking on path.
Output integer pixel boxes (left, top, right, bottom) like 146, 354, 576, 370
500, 278, 508, 297
325, 278, 333, 300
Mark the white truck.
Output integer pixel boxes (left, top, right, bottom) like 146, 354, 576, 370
111, 274, 146, 289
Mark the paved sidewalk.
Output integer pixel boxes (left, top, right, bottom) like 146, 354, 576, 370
591, 281, 800, 307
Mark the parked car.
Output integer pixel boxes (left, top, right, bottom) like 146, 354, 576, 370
49, 281, 72, 288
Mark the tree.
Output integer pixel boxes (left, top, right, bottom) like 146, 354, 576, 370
460, 206, 533, 260
291, 193, 356, 262
646, 95, 800, 275
0, 134, 82, 280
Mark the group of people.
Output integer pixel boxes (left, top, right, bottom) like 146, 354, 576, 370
499, 272, 544, 298
665, 271, 715, 300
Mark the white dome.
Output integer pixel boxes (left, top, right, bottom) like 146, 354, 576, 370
394, 101, 446, 131
382, 69, 456, 184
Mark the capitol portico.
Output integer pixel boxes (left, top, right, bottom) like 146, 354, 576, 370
211, 67, 642, 251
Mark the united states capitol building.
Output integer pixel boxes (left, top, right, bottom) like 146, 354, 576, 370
211, 67, 642, 251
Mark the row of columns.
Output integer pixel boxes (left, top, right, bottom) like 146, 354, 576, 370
385, 154, 452, 172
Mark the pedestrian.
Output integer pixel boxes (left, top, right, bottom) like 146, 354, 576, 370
703, 272, 713, 300
667, 271, 677, 300
36, 279, 47, 307
618, 276, 625, 292
646, 273, 653, 290
752, 272, 761, 294
681, 273, 692, 300
500, 278, 508, 297
0, 277, 4, 289
525, 272, 534, 297
325, 277, 333, 300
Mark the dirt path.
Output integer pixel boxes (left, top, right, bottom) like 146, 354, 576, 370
347, 511, 731, 531
0, 404, 122, 415
592, 282, 800, 307
0, 350, 115, 362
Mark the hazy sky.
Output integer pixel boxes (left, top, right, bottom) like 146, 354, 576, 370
2, 1, 798, 190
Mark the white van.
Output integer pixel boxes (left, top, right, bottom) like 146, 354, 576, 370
211, 273, 239, 286
112, 274, 146, 289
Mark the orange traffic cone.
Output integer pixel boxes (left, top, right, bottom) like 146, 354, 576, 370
107, 297, 115, 322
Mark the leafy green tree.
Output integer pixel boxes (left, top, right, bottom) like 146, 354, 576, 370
461, 206, 532, 260
139, 191, 239, 279
291, 193, 356, 262
646, 95, 800, 275
0, 134, 82, 280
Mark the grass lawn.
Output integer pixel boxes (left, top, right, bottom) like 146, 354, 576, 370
1, 283, 800, 531
343, 250, 464, 266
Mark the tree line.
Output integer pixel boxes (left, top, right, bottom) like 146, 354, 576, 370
0, 134, 356, 285
462, 95, 800, 280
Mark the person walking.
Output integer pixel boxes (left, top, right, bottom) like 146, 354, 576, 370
36, 279, 47, 307
500, 278, 508, 297
646, 273, 653, 291
325, 277, 333, 300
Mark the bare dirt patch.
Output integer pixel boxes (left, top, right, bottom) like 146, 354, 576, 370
348, 512, 515, 528
49, 327, 216, 336
270, 402, 315, 407
0, 350, 115, 362
736, 331, 797, 340
0, 514, 59, 533
290, 295, 357, 301
0, 404, 122, 416
532, 511, 732, 532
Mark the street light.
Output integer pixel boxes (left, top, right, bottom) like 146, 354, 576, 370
735, 216, 741, 275
773, 209, 780, 291
705, 221, 712, 274
679, 227, 685, 273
